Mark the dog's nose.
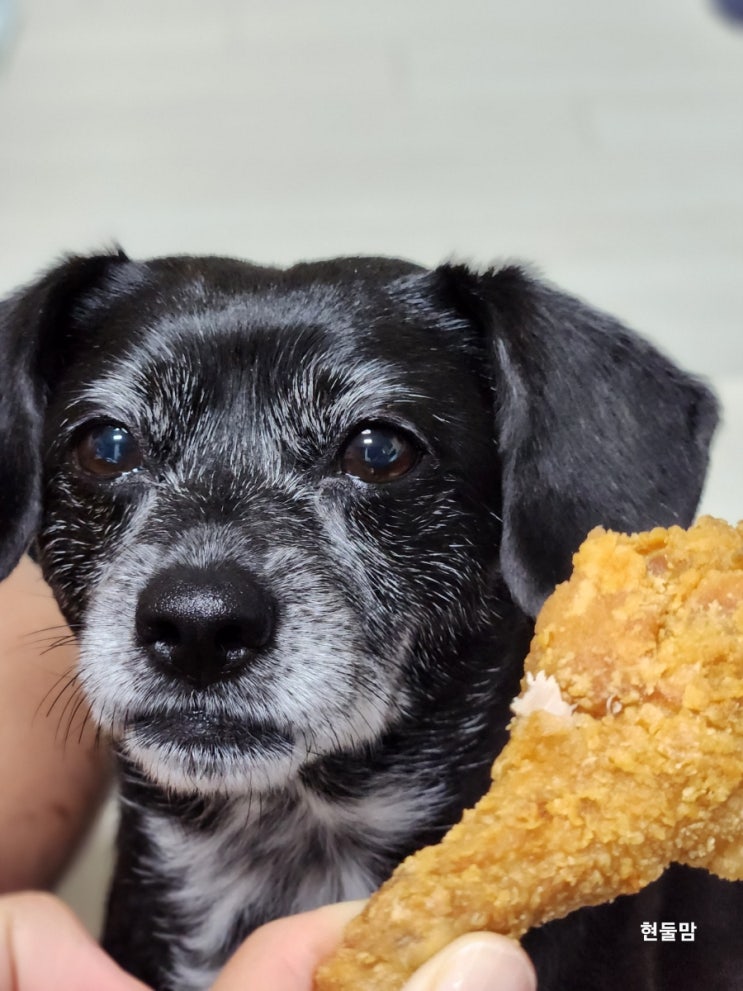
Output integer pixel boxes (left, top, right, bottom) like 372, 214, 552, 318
135, 564, 275, 688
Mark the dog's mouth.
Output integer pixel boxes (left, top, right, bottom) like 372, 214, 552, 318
124, 709, 294, 756
117, 708, 301, 794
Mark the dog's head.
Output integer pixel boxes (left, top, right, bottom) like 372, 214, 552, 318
0, 252, 717, 795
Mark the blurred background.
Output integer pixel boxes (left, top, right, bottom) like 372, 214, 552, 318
1, 0, 741, 932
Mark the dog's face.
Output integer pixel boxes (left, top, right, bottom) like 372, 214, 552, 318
0, 252, 717, 798
36, 258, 504, 794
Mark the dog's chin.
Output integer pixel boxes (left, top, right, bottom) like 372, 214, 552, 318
119, 711, 303, 796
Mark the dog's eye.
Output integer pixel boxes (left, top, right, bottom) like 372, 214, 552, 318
74, 424, 144, 478
340, 424, 420, 483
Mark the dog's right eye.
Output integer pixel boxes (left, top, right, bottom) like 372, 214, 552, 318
74, 424, 144, 479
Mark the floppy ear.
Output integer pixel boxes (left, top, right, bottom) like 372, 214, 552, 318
0, 251, 131, 579
435, 264, 719, 617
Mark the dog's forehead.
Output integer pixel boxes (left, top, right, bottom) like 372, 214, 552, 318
80, 285, 411, 418
67, 270, 486, 471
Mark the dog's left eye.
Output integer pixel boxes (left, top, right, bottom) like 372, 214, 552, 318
74, 423, 144, 479
340, 424, 420, 483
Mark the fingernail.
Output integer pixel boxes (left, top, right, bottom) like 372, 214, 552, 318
403, 934, 537, 991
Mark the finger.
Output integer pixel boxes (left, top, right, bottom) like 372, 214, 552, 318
401, 933, 537, 991
210, 900, 366, 991
0, 892, 151, 991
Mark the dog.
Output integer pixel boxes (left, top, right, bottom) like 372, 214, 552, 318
1, 250, 740, 991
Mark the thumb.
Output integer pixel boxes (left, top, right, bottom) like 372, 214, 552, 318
210, 901, 365, 991
401, 932, 537, 991
0, 892, 151, 991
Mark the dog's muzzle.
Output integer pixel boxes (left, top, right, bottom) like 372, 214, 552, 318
134, 563, 276, 689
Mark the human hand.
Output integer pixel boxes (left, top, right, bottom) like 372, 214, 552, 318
0, 892, 149, 991
0, 556, 110, 893
0, 892, 536, 991
211, 900, 537, 991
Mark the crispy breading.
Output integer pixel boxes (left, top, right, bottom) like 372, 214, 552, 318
314, 516, 743, 991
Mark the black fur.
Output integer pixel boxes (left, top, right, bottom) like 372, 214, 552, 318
0, 251, 736, 990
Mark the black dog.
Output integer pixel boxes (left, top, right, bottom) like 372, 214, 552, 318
1, 251, 740, 990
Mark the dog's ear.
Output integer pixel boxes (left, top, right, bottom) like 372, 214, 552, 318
434, 263, 719, 617
0, 251, 131, 579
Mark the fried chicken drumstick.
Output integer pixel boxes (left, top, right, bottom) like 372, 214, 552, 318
315, 515, 743, 991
